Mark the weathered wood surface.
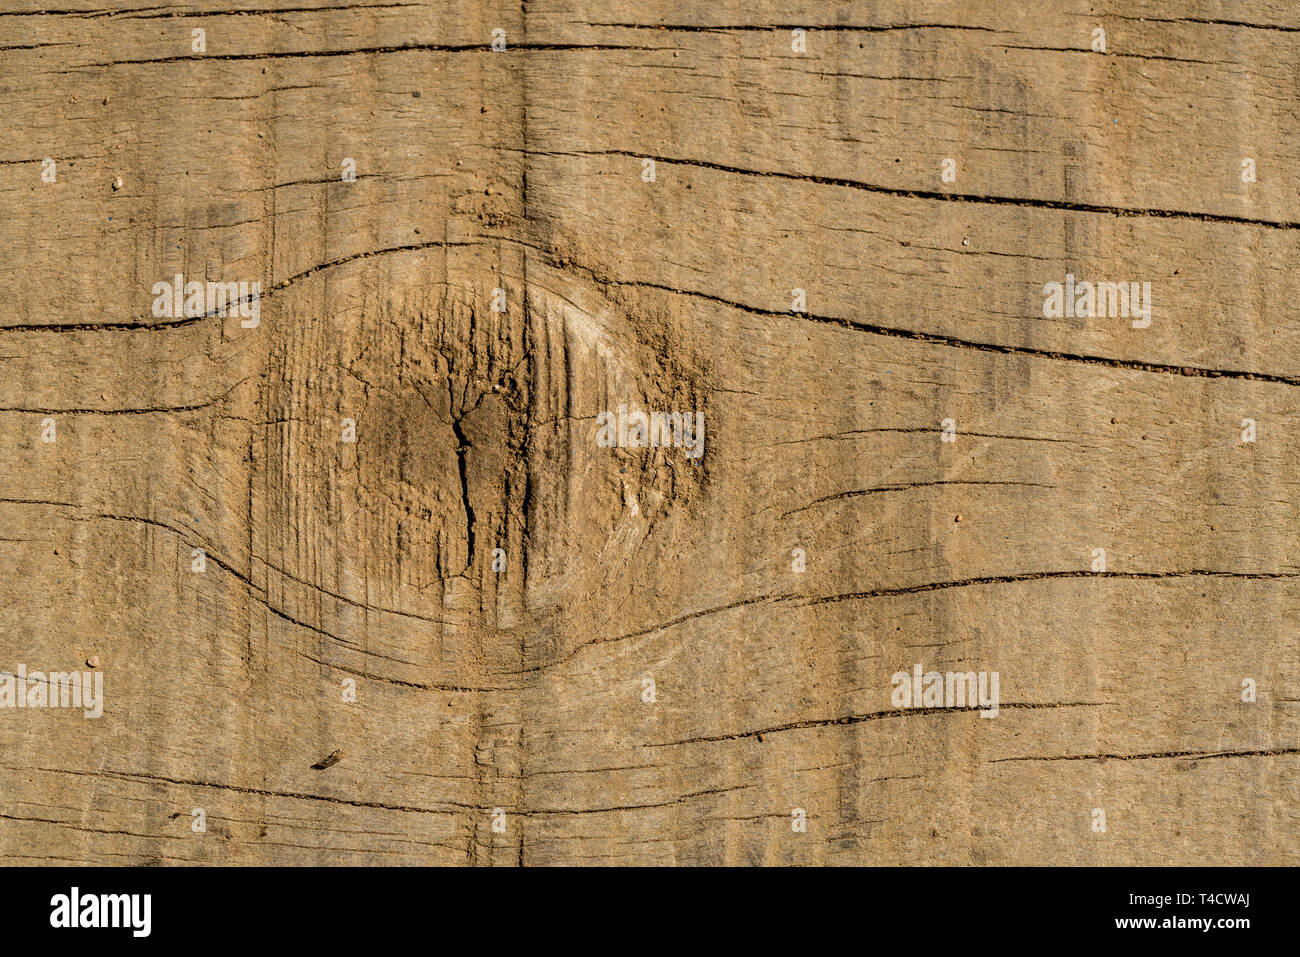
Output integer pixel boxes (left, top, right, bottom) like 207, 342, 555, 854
0, 0, 1296, 865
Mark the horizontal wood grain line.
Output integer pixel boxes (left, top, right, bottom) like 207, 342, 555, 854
648, 702, 1108, 747
501, 569, 1300, 676
71, 42, 667, 68
990, 747, 1300, 763
498, 234, 1300, 387
550, 148, 1300, 231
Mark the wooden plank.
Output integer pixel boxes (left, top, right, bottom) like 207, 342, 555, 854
0, 0, 1295, 865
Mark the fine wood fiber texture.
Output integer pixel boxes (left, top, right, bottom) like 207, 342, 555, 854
0, 0, 1296, 865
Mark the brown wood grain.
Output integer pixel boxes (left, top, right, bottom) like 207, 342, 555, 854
0, 0, 1295, 865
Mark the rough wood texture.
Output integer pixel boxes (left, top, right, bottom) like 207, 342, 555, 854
1, 0, 1296, 866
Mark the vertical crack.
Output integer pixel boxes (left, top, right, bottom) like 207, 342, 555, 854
451, 407, 476, 573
